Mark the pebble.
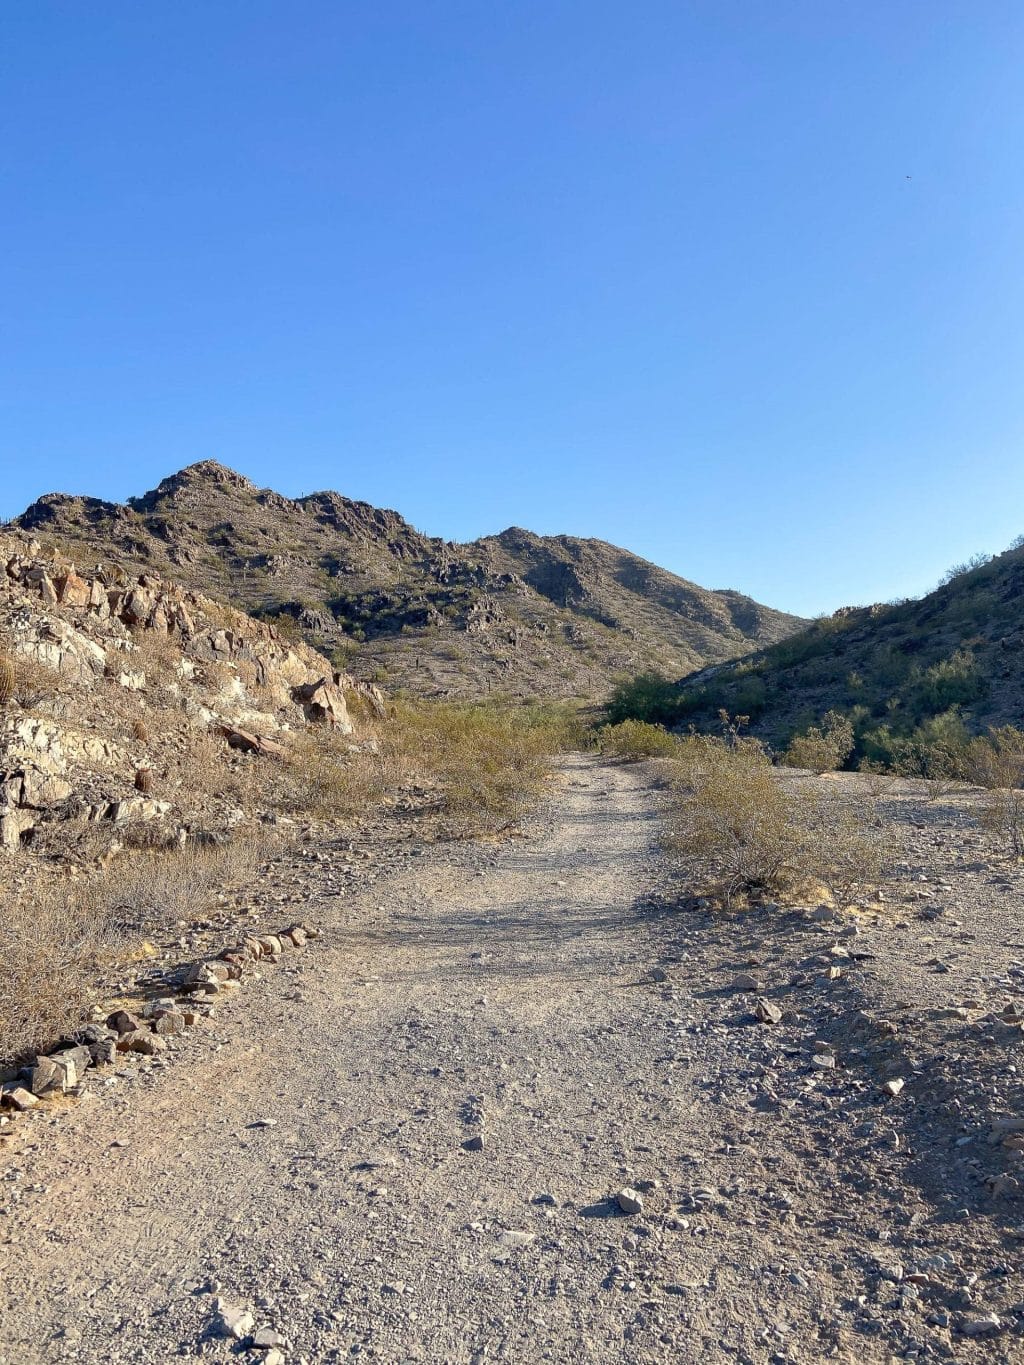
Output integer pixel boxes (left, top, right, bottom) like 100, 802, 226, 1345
755, 999, 783, 1025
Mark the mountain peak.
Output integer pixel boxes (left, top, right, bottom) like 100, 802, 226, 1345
11, 464, 805, 701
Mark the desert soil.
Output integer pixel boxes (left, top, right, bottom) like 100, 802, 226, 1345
2, 757, 1024, 1364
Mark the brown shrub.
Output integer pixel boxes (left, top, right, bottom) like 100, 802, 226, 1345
0, 878, 110, 1065
286, 700, 557, 834
9, 652, 63, 707
667, 736, 888, 908
130, 628, 180, 687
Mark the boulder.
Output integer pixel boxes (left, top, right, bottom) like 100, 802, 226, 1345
293, 678, 353, 732
54, 570, 92, 608
106, 1009, 143, 1035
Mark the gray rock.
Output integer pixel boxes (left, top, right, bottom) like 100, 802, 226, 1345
616, 1188, 644, 1215
755, 999, 783, 1025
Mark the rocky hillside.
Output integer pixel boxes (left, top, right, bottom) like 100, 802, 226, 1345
0, 526, 379, 860
658, 540, 1024, 753
14, 461, 805, 699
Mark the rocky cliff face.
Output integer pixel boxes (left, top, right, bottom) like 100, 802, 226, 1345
14, 461, 806, 699
0, 526, 376, 857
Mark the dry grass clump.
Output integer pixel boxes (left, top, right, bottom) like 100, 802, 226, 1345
85, 838, 263, 934
0, 651, 13, 706
7, 652, 63, 707
667, 735, 888, 908
597, 719, 680, 761
286, 699, 564, 833
0, 877, 109, 1065
286, 730, 401, 821
0, 837, 265, 1065
129, 628, 180, 687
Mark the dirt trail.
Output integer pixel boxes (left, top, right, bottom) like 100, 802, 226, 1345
1, 758, 1022, 1364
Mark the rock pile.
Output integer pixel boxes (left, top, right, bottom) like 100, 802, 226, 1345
0, 921, 318, 1121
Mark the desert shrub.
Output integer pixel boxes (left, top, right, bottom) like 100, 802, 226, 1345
859, 708, 970, 783
961, 725, 1024, 790
396, 702, 550, 831
597, 719, 680, 761
287, 700, 560, 833
982, 786, 1024, 859
286, 730, 400, 820
960, 726, 1024, 857
907, 650, 985, 719
7, 651, 63, 706
667, 737, 887, 907
516, 700, 593, 752
86, 838, 263, 934
606, 672, 680, 726
782, 710, 855, 773
938, 552, 992, 588
0, 879, 110, 1064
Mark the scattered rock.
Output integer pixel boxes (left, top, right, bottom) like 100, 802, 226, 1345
214, 1301, 255, 1340
616, 1188, 644, 1215
755, 998, 783, 1025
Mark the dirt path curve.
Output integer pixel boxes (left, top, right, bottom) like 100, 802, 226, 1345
1, 758, 1017, 1364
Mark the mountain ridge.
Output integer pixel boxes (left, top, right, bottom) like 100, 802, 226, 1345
13, 460, 806, 699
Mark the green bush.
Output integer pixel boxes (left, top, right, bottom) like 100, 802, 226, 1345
782, 710, 855, 773
605, 672, 680, 726
597, 719, 680, 761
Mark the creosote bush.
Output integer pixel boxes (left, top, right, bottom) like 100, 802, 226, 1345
597, 719, 680, 761
782, 710, 855, 773
666, 735, 887, 908
286, 699, 574, 834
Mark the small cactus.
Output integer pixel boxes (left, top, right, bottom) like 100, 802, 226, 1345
132, 718, 149, 742
134, 767, 154, 794
0, 653, 14, 707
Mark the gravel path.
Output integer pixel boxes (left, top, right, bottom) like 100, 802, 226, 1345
2, 757, 1023, 1364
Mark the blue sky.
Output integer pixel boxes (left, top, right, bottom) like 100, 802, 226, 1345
3, 2, 1024, 616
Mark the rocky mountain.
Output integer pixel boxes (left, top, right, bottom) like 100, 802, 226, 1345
13, 461, 806, 699
657, 540, 1024, 756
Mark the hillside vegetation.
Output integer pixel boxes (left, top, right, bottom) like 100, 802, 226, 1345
14, 461, 805, 701
609, 540, 1024, 774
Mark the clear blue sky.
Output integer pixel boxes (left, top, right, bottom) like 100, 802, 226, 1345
3, 2, 1024, 616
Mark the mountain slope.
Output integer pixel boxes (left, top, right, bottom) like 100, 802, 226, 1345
14, 461, 805, 699
658, 542, 1024, 754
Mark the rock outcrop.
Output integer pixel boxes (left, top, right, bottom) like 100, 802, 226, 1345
0, 530, 358, 855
